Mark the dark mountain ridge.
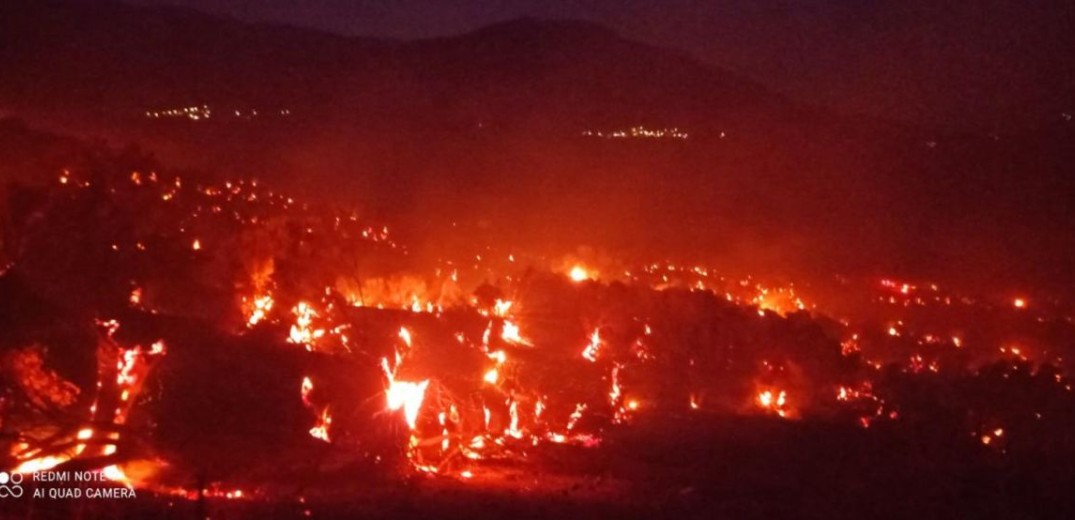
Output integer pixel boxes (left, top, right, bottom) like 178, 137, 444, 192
0, 0, 801, 132
1, 0, 1073, 294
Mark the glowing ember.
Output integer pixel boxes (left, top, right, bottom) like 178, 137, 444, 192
246, 294, 274, 327
488, 350, 507, 364
129, 287, 142, 306
501, 320, 531, 345
288, 302, 324, 347
610, 364, 628, 422
300, 377, 331, 442
309, 408, 332, 442
566, 403, 587, 431
757, 389, 790, 418
301, 376, 314, 405
493, 299, 513, 317
506, 400, 523, 438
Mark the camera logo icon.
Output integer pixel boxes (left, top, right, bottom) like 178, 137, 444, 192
0, 471, 24, 498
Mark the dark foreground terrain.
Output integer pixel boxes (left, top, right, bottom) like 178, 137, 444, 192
7, 413, 1075, 520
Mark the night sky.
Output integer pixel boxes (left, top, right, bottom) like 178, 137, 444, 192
125, 0, 1074, 127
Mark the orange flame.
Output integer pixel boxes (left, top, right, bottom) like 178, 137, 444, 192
569, 265, 592, 282
581, 329, 601, 362
381, 358, 429, 430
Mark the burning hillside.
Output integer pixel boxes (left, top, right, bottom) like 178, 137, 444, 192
1, 141, 1074, 518
1, 1, 1073, 516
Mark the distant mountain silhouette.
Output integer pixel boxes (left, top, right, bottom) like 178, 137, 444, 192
0, 0, 802, 134
1, 0, 1073, 293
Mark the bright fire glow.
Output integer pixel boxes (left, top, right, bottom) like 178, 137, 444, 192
309, 408, 332, 442
501, 320, 530, 345
569, 265, 592, 282
381, 358, 429, 430
300, 376, 314, 405
493, 299, 513, 317
246, 294, 273, 327
14, 455, 67, 474
288, 302, 324, 347
385, 380, 429, 429
757, 389, 790, 418
581, 329, 601, 362
300, 377, 330, 442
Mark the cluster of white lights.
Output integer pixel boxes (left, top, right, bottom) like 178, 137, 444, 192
144, 105, 291, 121
145, 105, 212, 121
582, 126, 688, 140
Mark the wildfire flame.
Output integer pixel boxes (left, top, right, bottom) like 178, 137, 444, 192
386, 380, 430, 430
309, 408, 332, 442
246, 294, 274, 327
381, 358, 429, 430
11, 163, 1065, 492
288, 302, 324, 348
581, 329, 601, 362
11, 324, 164, 486
757, 389, 791, 418
300, 377, 331, 442
569, 265, 592, 282
501, 320, 530, 346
